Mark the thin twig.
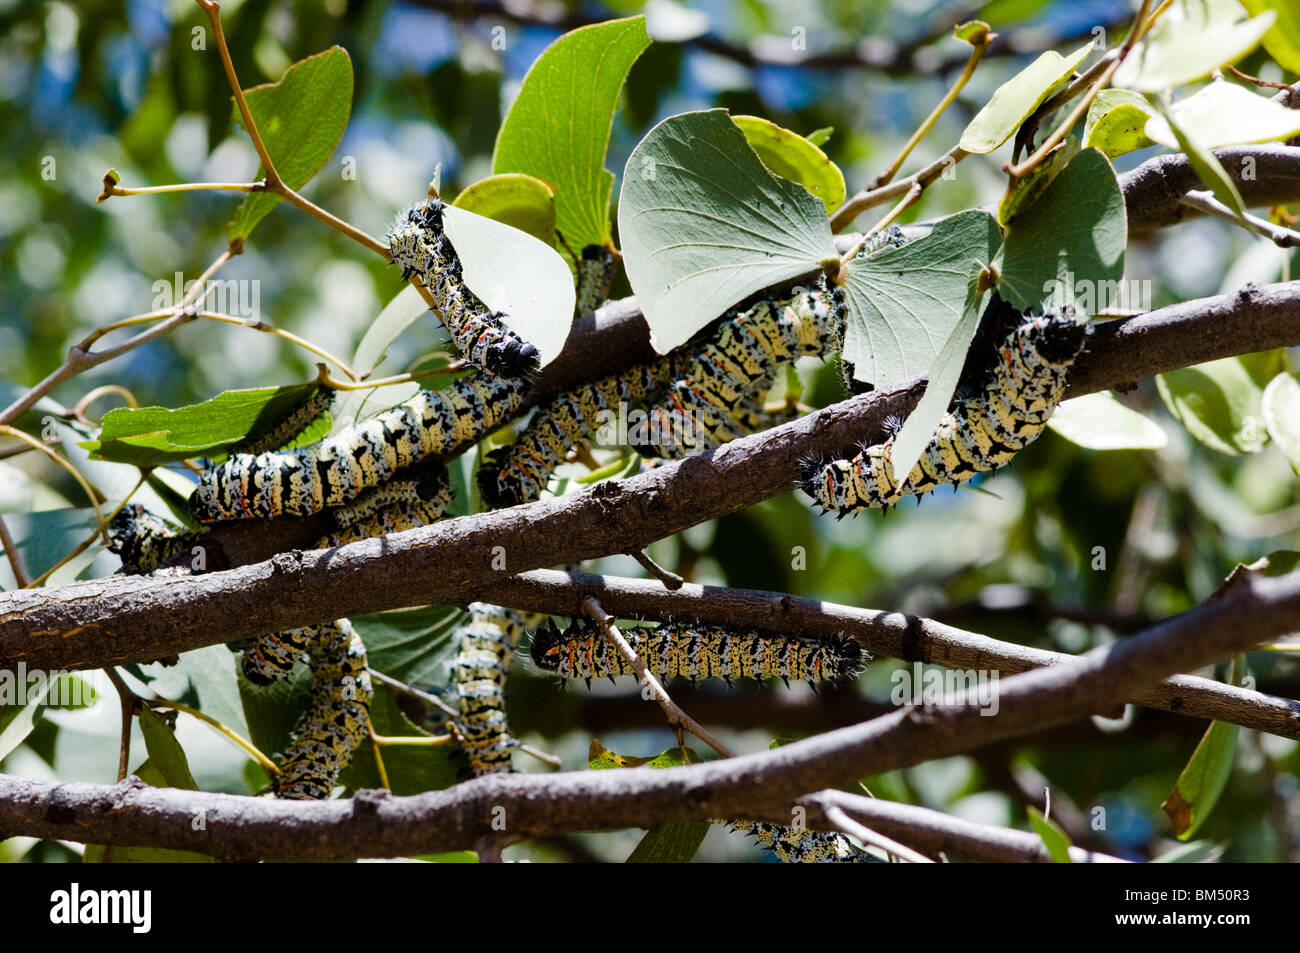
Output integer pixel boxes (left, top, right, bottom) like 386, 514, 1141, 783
822, 803, 934, 863
580, 596, 732, 758
1179, 190, 1300, 247
144, 696, 279, 775
369, 669, 459, 718
626, 549, 684, 590
0, 514, 32, 587
831, 145, 967, 234
103, 668, 137, 784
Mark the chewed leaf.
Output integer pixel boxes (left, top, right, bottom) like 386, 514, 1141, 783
841, 209, 1001, 389
959, 43, 1091, 154
619, 109, 838, 355
1083, 89, 1156, 159
731, 115, 846, 213
442, 204, 576, 367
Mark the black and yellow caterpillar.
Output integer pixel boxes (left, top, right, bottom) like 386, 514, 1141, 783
530, 617, 862, 687
106, 505, 200, 575
388, 201, 540, 378
800, 310, 1087, 516
190, 373, 523, 522
273, 619, 374, 800
448, 603, 533, 777
476, 277, 846, 507
576, 244, 617, 317
233, 387, 336, 456
720, 819, 871, 863
240, 466, 453, 686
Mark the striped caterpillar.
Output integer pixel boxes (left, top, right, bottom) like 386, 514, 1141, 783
720, 819, 871, 863
189, 372, 523, 522
240, 465, 453, 686
388, 201, 540, 378
529, 617, 863, 688
233, 387, 336, 455
476, 277, 846, 508
576, 244, 617, 317
107, 505, 200, 576
272, 619, 373, 800
800, 310, 1087, 516
447, 603, 533, 777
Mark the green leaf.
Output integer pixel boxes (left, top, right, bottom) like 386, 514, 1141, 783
618, 109, 838, 354
995, 148, 1127, 313
627, 819, 710, 863
0, 670, 54, 761
1027, 807, 1073, 862
1262, 372, 1300, 476
805, 126, 834, 147
1240, 0, 1300, 73
1162, 716, 1241, 839
1046, 391, 1168, 449
588, 739, 698, 769
1082, 89, 1156, 159
229, 47, 354, 241
842, 209, 1001, 389
1114, 0, 1275, 92
352, 285, 429, 378
1250, 549, 1300, 577
137, 645, 250, 740
137, 706, 199, 791
1156, 350, 1285, 455
85, 762, 215, 863
352, 604, 464, 687
493, 16, 650, 253
81, 384, 324, 466
452, 173, 558, 245
731, 115, 847, 214
0, 460, 32, 513
958, 43, 1092, 154
1147, 80, 1300, 149
997, 136, 1080, 225
415, 850, 479, 863
1150, 840, 1218, 863
442, 205, 576, 366
1151, 95, 1247, 218
339, 685, 462, 796
0, 509, 99, 591
238, 661, 313, 762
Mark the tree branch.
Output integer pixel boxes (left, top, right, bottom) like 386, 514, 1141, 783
1, 565, 1293, 859
3, 282, 1300, 671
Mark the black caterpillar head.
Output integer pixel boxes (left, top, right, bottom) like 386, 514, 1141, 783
529, 618, 565, 671
486, 338, 541, 379
830, 635, 864, 679
1024, 311, 1088, 365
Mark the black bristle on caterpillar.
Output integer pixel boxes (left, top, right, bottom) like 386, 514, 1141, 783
801, 307, 1087, 516
190, 372, 522, 522
388, 200, 540, 379
529, 617, 863, 688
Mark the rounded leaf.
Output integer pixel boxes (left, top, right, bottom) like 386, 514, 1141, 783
731, 115, 847, 213
959, 43, 1092, 154
452, 173, 557, 245
1047, 392, 1168, 450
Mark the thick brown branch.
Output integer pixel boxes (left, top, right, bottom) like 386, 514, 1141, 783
1, 567, 1294, 859
3, 282, 1300, 671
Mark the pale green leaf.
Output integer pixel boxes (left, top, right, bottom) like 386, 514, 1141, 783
1262, 372, 1300, 476
618, 109, 837, 354
493, 17, 650, 253
1114, 0, 1275, 92
441, 204, 576, 367
1151, 96, 1247, 217
1146, 80, 1300, 149
1047, 391, 1168, 449
842, 209, 1001, 389
0, 671, 53, 761
959, 43, 1092, 154
1027, 807, 1073, 862
1156, 350, 1285, 454
137, 706, 199, 791
351, 285, 428, 378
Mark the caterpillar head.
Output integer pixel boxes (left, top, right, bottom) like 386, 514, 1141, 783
829, 635, 866, 679
529, 618, 565, 672
485, 336, 541, 378
1023, 311, 1088, 366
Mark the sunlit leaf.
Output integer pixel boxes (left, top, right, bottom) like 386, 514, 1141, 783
1114, 0, 1275, 92
1151, 96, 1247, 218
1146, 80, 1300, 149
1082, 89, 1156, 159
1261, 372, 1300, 476
959, 43, 1092, 154
452, 173, 558, 245
1156, 350, 1285, 455
1240, 0, 1300, 73
619, 109, 837, 354
229, 47, 354, 240
1047, 391, 1168, 449
1027, 807, 1073, 862
731, 115, 846, 213
493, 17, 650, 253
